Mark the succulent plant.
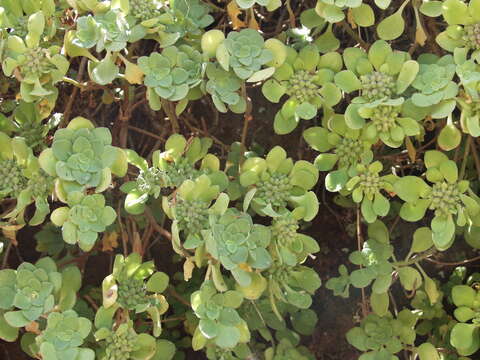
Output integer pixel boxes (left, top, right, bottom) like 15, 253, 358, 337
205, 208, 272, 286
303, 113, 374, 192
39, 117, 127, 196
0, 132, 54, 225
1, 11, 69, 105
450, 284, 480, 356
395, 150, 480, 250
123, 134, 226, 215
240, 146, 319, 221
270, 210, 319, 266
204, 63, 246, 114
191, 280, 249, 349
166, 175, 226, 252
346, 311, 418, 358
262, 45, 342, 134
355, 98, 422, 148
264, 338, 314, 360
436, 0, 480, 62
315, 0, 389, 24
35, 310, 94, 360
454, 48, 480, 136
0, 101, 51, 150
95, 320, 157, 360
72, 9, 132, 53
139, 45, 204, 107
346, 161, 396, 223
410, 54, 459, 115
50, 191, 117, 251
0, 257, 62, 328
268, 262, 321, 311
102, 253, 169, 336
216, 29, 274, 80
334, 41, 420, 129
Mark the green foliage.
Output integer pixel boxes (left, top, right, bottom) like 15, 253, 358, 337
262, 45, 342, 134
51, 191, 117, 251
191, 280, 248, 349
0, 257, 79, 331
35, 310, 94, 360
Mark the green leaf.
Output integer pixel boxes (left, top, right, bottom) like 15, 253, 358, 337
376, 0, 409, 40
410, 227, 433, 253
89, 56, 119, 86
438, 124, 461, 151
398, 267, 422, 291
351, 4, 374, 27
370, 292, 389, 316
0, 313, 19, 342
146, 272, 169, 293
295, 103, 317, 120
394, 176, 429, 202
334, 70, 361, 93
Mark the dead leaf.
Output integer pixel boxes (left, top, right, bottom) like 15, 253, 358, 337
183, 258, 195, 281
227, 1, 246, 30
25, 321, 40, 334
347, 8, 357, 29
415, 24, 427, 46
101, 231, 118, 252
1, 224, 24, 246
119, 54, 144, 84
405, 136, 416, 163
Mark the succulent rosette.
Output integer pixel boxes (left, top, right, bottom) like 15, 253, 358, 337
268, 262, 321, 311
346, 161, 396, 223
50, 191, 117, 251
138, 45, 205, 109
0, 132, 54, 225
1, 11, 69, 105
449, 284, 480, 356
205, 208, 272, 286
102, 253, 169, 336
216, 29, 274, 80
346, 311, 418, 359
191, 280, 249, 349
454, 48, 480, 136
436, 0, 480, 62
34, 310, 94, 360
262, 45, 343, 134
303, 113, 374, 192
94, 311, 157, 360
395, 150, 480, 250
122, 134, 227, 215
164, 174, 228, 253
204, 63, 246, 114
239, 146, 319, 221
270, 210, 320, 266
409, 54, 459, 118
38, 117, 127, 197
0, 257, 80, 332
334, 40, 420, 129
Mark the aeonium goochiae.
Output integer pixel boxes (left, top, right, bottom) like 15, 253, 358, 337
395, 150, 480, 250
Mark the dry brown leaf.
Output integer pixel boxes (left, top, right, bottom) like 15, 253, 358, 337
347, 9, 357, 29
1, 224, 24, 246
227, 1, 246, 30
183, 258, 195, 281
405, 136, 417, 163
415, 25, 427, 46
101, 231, 119, 252
25, 321, 40, 334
